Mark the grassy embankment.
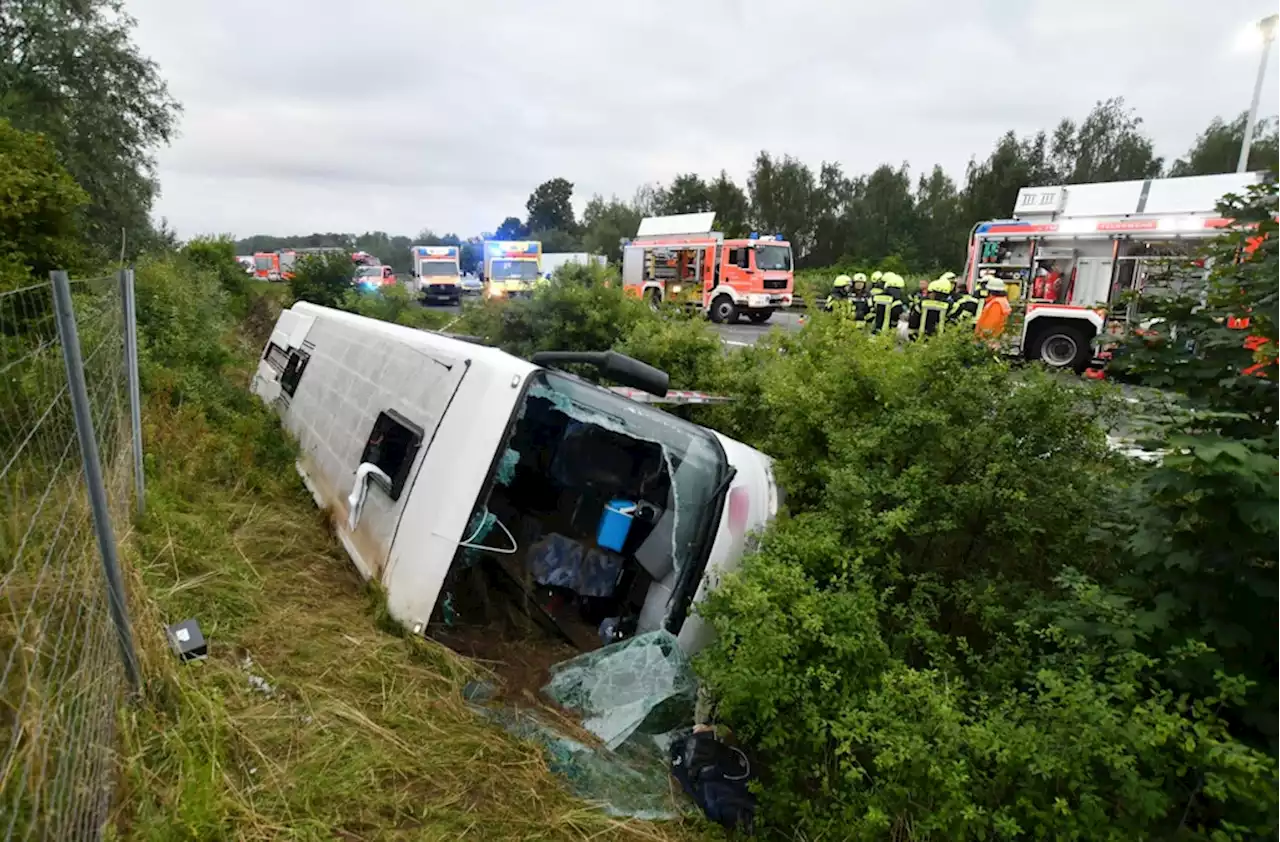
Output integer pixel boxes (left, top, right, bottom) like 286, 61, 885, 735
114, 264, 710, 841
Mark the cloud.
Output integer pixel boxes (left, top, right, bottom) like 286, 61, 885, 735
126, 0, 1279, 239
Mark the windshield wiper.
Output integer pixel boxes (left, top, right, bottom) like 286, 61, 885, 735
704, 466, 737, 510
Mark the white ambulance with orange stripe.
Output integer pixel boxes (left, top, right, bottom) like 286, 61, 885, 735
962, 171, 1263, 371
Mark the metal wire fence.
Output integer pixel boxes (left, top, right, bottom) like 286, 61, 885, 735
0, 271, 142, 840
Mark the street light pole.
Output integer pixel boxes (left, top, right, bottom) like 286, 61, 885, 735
1238, 13, 1279, 173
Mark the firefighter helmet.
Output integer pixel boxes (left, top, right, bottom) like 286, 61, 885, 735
882, 273, 905, 289
928, 278, 953, 295
833, 274, 852, 288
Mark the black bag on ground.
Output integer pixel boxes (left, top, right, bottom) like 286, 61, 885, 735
669, 730, 755, 834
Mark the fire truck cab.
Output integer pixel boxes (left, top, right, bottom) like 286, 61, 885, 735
622, 213, 794, 324
253, 252, 281, 282
964, 171, 1263, 371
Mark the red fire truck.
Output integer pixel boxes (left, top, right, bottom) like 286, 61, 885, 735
962, 171, 1263, 371
252, 252, 280, 281
621, 213, 794, 324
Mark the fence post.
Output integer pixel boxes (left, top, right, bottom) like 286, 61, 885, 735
121, 267, 145, 517
51, 270, 141, 695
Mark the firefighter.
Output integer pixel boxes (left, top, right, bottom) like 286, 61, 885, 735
948, 280, 981, 326
906, 276, 931, 335
976, 278, 1012, 339
824, 274, 852, 312
850, 272, 872, 323
870, 273, 905, 335
869, 270, 884, 295
913, 278, 953, 339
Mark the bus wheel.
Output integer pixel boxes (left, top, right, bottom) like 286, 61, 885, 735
746, 309, 772, 324
646, 289, 662, 311
709, 296, 737, 324
1029, 324, 1091, 372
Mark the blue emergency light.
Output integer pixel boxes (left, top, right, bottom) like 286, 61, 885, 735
748, 232, 758, 240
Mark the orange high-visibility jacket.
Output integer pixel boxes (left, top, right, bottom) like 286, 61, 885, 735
975, 296, 1012, 337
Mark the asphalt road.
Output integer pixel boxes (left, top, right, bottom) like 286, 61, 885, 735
713, 309, 806, 347
425, 299, 807, 347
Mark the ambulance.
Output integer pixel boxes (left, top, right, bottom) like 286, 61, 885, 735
482, 240, 542, 299
411, 245, 462, 305
963, 171, 1263, 371
621, 213, 794, 324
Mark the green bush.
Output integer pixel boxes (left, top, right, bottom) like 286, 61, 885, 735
341, 283, 451, 331
1104, 180, 1278, 750
697, 521, 1276, 840
453, 268, 648, 359
288, 250, 354, 307
180, 236, 249, 305
614, 312, 725, 391
692, 311, 1276, 838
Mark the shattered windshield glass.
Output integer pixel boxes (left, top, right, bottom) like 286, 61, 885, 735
529, 372, 727, 587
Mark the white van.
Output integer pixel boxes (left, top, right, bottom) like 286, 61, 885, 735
251, 302, 778, 654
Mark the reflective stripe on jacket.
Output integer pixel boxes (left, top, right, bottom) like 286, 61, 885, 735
919, 298, 949, 337
870, 292, 903, 334
949, 295, 979, 323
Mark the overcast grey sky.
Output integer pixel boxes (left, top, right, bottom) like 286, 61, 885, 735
125, 0, 1279, 240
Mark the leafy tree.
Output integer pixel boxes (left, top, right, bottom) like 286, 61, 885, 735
708, 170, 750, 237
580, 194, 641, 263
0, 0, 180, 255
1169, 113, 1280, 176
914, 165, 963, 272
807, 162, 855, 267
526, 227, 582, 253
460, 237, 481, 275
960, 130, 1055, 229
849, 163, 918, 267
1059, 98, 1163, 183
493, 216, 526, 240
748, 151, 816, 261
0, 119, 87, 290
659, 173, 713, 214
525, 177, 576, 233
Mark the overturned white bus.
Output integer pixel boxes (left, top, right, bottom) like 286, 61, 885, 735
251, 303, 778, 654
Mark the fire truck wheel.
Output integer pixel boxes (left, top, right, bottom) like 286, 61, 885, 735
1028, 323, 1091, 372
646, 289, 662, 311
709, 296, 737, 324
746, 309, 772, 324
